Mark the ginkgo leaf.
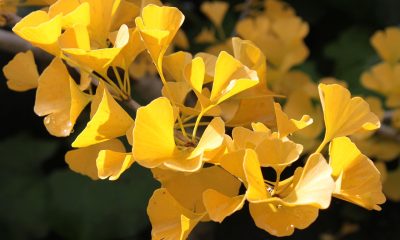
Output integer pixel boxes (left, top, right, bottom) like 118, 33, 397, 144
231, 126, 269, 150
135, 4, 185, 65
255, 137, 303, 174
319, 83, 380, 143
59, 24, 91, 50
34, 58, 90, 137
84, 0, 122, 48
360, 62, 400, 98
63, 24, 129, 74
274, 102, 313, 138
329, 137, 386, 210
190, 117, 225, 158
13, 10, 62, 55
200, 1, 229, 27
371, 27, 400, 63
164, 51, 192, 82
243, 149, 270, 202
283, 153, 334, 209
110, 27, 146, 68
203, 189, 245, 223
232, 37, 267, 86
65, 139, 125, 180
249, 201, 319, 237
210, 51, 259, 104
184, 56, 205, 94
219, 149, 247, 181
72, 84, 134, 147
96, 150, 134, 180
147, 188, 204, 240
3, 50, 39, 92
153, 166, 241, 215
132, 97, 177, 168
48, 0, 90, 28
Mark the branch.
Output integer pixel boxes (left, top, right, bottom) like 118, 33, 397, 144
1, 12, 21, 27
0, 29, 52, 62
123, 97, 141, 112
376, 124, 400, 142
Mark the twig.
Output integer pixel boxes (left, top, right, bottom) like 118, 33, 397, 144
123, 97, 141, 112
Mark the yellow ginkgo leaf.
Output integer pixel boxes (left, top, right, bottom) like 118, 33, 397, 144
255, 137, 303, 174
232, 37, 267, 86
132, 97, 177, 168
200, 1, 229, 27
219, 149, 247, 181
34, 58, 90, 137
231, 126, 269, 150
220, 96, 276, 127
48, 0, 90, 28
249, 201, 318, 237
371, 27, 400, 64
72, 84, 134, 148
210, 51, 259, 104
147, 188, 204, 240
85, 0, 122, 48
110, 0, 140, 31
243, 149, 270, 202
283, 153, 334, 209
361, 62, 400, 97
319, 83, 380, 144
164, 51, 192, 82
329, 137, 386, 210
184, 56, 205, 94
195, 52, 217, 83
63, 24, 129, 74
274, 102, 313, 138
135, 4, 185, 66
59, 24, 91, 51
284, 91, 323, 152
96, 150, 134, 180
110, 27, 146, 68
13, 10, 62, 56
189, 117, 225, 158
65, 139, 125, 180
153, 166, 241, 215
202, 189, 245, 223
252, 122, 272, 133
161, 82, 191, 106
3, 50, 39, 91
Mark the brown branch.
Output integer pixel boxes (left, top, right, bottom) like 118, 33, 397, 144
377, 124, 400, 142
0, 29, 52, 62
1, 12, 21, 27
123, 97, 141, 112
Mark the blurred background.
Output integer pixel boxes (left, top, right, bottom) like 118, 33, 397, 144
1, 0, 400, 239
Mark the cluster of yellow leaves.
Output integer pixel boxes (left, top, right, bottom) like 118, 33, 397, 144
1, 0, 386, 238
358, 26, 400, 201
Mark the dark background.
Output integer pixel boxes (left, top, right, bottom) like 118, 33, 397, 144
1, 0, 400, 239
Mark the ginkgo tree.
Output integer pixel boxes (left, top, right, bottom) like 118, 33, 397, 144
0, 0, 389, 239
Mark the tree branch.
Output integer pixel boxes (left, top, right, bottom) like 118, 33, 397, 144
0, 29, 52, 62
